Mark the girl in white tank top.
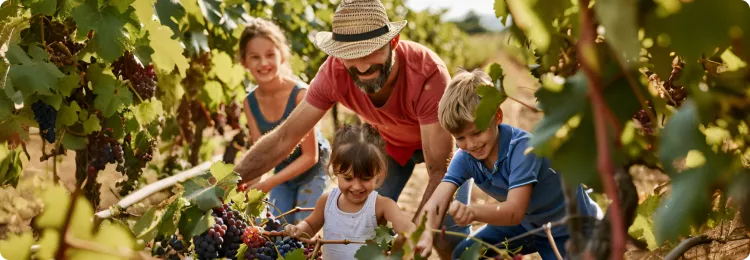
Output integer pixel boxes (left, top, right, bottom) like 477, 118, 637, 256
283, 124, 416, 259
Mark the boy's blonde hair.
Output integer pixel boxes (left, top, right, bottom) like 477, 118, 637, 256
438, 68, 495, 134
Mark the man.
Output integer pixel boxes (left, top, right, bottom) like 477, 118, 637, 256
233, 0, 471, 258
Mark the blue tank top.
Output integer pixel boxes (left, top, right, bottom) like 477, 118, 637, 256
246, 83, 330, 174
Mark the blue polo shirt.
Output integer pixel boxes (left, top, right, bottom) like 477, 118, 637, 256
442, 124, 601, 237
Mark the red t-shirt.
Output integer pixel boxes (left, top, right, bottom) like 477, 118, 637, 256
306, 40, 450, 166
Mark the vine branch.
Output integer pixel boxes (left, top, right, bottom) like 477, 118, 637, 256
577, 0, 625, 259
94, 154, 222, 219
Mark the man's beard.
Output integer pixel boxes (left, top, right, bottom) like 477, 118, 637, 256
347, 51, 393, 94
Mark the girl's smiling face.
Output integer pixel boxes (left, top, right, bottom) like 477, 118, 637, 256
336, 172, 378, 205
242, 36, 284, 84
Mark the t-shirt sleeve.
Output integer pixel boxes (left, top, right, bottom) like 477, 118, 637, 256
305, 58, 338, 110
508, 138, 544, 189
417, 64, 450, 125
442, 151, 472, 187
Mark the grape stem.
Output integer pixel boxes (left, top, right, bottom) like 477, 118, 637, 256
263, 198, 290, 225
428, 228, 509, 258
55, 176, 85, 260
124, 79, 145, 103
544, 223, 563, 260
577, 0, 626, 259
273, 207, 314, 221
94, 154, 223, 219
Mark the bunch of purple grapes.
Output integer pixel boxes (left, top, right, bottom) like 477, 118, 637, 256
86, 130, 124, 174
112, 51, 158, 100
213, 203, 248, 259
193, 217, 226, 260
31, 101, 57, 143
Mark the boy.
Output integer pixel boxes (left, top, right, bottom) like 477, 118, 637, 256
415, 69, 602, 259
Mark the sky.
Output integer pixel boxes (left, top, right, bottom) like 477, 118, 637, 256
405, 0, 496, 20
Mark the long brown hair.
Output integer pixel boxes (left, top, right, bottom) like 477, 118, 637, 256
329, 124, 388, 185
237, 18, 293, 77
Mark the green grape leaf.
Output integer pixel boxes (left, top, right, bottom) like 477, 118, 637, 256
243, 189, 266, 217
530, 72, 588, 156
504, 0, 550, 52
487, 63, 503, 87
0, 231, 33, 260
104, 115, 125, 139
88, 64, 133, 117
643, 0, 750, 63
154, 0, 185, 37
146, 22, 188, 77
57, 0, 84, 18
69, 220, 136, 259
72, 0, 136, 62
34, 185, 70, 229
187, 28, 210, 56
210, 161, 235, 181
284, 248, 306, 260
354, 241, 399, 260
58, 101, 81, 127
7, 44, 64, 97
155, 71, 184, 114
156, 198, 185, 237
236, 244, 248, 260
458, 242, 482, 260
22, 0, 56, 16
473, 84, 506, 131
197, 0, 222, 26
133, 0, 155, 24
178, 205, 215, 239
133, 99, 163, 125
133, 31, 154, 66
210, 50, 245, 87
628, 194, 660, 250
57, 74, 80, 97
62, 134, 85, 150
111, 0, 135, 14
183, 171, 241, 211
201, 80, 224, 111
132, 207, 159, 237
494, 0, 509, 24
82, 114, 101, 134
659, 100, 710, 175
36, 229, 60, 260
68, 195, 95, 240
410, 214, 427, 247
41, 93, 63, 110
374, 225, 394, 246
595, 0, 640, 67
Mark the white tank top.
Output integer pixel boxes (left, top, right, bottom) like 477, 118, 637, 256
322, 188, 379, 259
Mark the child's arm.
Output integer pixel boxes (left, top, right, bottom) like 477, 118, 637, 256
414, 182, 459, 257
377, 196, 416, 234
285, 192, 328, 239
250, 90, 320, 193
449, 184, 533, 226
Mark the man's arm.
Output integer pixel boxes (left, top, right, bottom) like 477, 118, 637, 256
414, 122, 454, 222
234, 100, 328, 184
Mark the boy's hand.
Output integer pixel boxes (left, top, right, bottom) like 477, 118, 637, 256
415, 230, 434, 258
447, 200, 474, 226
284, 224, 302, 238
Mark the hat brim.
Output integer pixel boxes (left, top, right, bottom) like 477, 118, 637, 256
313, 20, 408, 60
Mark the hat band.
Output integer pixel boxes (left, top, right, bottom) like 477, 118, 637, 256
332, 24, 390, 42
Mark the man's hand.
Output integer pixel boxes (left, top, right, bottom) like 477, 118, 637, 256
416, 122, 454, 221
234, 101, 327, 184
447, 200, 474, 226
250, 181, 273, 194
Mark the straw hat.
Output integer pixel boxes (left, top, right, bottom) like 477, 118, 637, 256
313, 0, 408, 60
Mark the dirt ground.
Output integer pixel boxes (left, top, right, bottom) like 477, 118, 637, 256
19, 78, 750, 259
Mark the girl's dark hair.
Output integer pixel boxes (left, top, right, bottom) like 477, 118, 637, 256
329, 124, 388, 184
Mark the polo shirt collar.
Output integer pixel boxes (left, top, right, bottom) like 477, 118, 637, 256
483, 124, 513, 174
